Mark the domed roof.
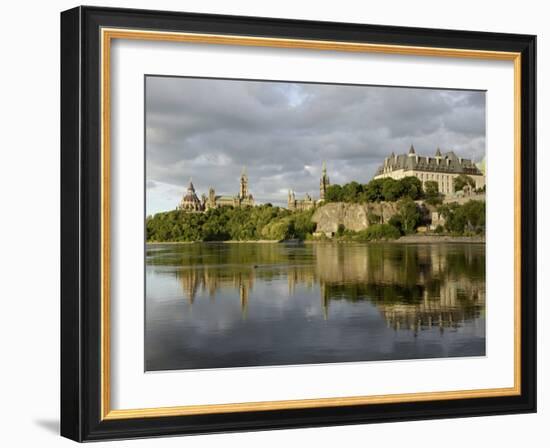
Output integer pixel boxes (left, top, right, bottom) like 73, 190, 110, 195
183, 193, 200, 203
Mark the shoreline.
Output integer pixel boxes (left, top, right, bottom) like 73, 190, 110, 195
391, 235, 485, 244
147, 235, 485, 245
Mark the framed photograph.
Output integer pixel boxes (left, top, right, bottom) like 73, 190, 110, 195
61, 6, 536, 441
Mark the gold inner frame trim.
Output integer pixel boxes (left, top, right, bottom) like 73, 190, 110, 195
100, 27, 522, 421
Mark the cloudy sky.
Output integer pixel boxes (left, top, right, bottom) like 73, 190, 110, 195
145, 76, 485, 215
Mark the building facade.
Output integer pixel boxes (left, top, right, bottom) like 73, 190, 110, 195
373, 145, 485, 195
178, 168, 255, 212
205, 167, 254, 210
288, 162, 331, 210
177, 180, 204, 212
287, 190, 315, 211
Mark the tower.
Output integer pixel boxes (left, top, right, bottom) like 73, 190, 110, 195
207, 186, 216, 209
319, 161, 330, 201
239, 166, 249, 199
435, 147, 442, 165
287, 189, 296, 210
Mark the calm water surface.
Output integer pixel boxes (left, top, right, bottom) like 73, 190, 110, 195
145, 242, 485, 371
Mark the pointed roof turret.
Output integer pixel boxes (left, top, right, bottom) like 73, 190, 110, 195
408, 144, 416, 156
188, 178, 195, 192
435, 147, 442, 157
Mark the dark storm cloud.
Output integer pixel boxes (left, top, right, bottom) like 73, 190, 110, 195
146, 76, 485, 213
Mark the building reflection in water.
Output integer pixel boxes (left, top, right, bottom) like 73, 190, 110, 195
165, 242, 485, 331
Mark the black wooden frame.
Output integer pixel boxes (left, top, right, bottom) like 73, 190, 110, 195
61, 5, 537, 442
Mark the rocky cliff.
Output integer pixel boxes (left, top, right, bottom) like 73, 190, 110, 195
312, 202, 400, 234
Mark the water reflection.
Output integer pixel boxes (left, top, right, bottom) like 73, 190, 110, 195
146, 242, 485, 370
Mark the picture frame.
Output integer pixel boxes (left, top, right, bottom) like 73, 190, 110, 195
60, 5, 536, 442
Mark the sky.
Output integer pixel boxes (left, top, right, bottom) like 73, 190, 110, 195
145, 76, 486, 215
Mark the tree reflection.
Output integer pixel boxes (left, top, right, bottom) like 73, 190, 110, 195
147, 242, 485, 331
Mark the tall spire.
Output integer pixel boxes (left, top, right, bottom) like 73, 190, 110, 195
408, 144, 416, 156
319, 161, 330, 201
239, 166, 249, 199
435, 147, 442, 157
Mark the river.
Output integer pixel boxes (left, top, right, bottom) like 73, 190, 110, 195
145, 241, 485, 371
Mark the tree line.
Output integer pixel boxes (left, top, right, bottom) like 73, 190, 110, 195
146, 174, 485, 242
436, 200, 485, 235
146, 205, 316, 242
325, 174, 480, 205
325, 176, 430, 203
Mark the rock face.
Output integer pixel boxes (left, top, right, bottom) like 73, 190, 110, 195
312, 202, 400, 234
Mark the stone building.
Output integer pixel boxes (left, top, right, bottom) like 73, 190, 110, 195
288, 162, 331, 210
176, 167, 254, 213
177, 180, 204, 212
287, 190, 315, 211
205, 167, 255, 210
373, 145, 485, 195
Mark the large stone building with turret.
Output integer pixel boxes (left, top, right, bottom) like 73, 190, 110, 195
373, 145, 485, 195
205, 167, 254, 210
177, 167, 255, 212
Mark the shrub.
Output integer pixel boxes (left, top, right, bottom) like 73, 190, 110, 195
355, 224, 401, 241
367, 211, 381, 225
388, 215, 403, 234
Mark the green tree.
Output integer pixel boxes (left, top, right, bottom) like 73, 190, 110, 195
283, 219, 296, 240
381, 178, 404, 202
438, 202, 467, 234
461, 200, 485, 233
363, 179, 385, 202
453, 174, 476, 192
325, 184, 343, 202
400, 176, 423, 200
388, 214, 403, 234
437, 200, 485, 235
396, 198, 421, 234
424, 180, 442, 205
342, 181, 363, 202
